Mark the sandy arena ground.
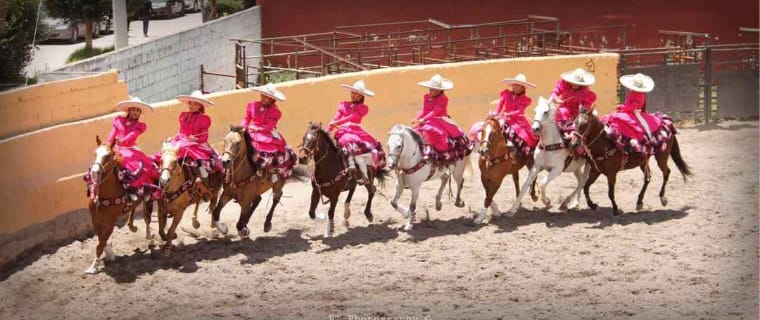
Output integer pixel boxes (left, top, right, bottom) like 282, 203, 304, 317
0, 121, 757, 319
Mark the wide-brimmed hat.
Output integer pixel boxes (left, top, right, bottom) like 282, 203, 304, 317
176, 90, 214, 108
417, 74, 454, 90
250, 83, 286, 102
340, 80, 375, 97
560, 68, 596, 86
502, 73, 536, 88
619, 73, 655, 93
116, 96, 153, 113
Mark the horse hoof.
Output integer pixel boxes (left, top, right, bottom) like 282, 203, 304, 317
128, 225, 138, 233
455, 200, 465, 208
365, 213, 374, 223
505, 208, 517, 217
589, 203, 598, 211
636, 203, 644, 211
473, 215, 486, 224
530, 194, 539, 202
315, 212, 327, 221
343, 220, 350, 228
238, 227, 250, 238
390, 202, 398, 210
214, 221, 228, 235
192, 219, 201, 229
264, 222, 272, 233
435, 202, 443, 211
660, 196, 668, 206
84, 267, 99, 275
403, 224, 414, 231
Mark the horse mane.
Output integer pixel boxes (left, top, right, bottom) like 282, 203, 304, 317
401, 126, 426, 148
317, 128, 340, 153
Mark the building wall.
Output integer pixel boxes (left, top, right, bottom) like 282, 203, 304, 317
0, 53, 618, 267
0, 71, 128, 139
257, 0, 758, 48
39, 6, 262, 103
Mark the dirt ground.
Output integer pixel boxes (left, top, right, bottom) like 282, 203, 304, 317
1, 121, 757, 320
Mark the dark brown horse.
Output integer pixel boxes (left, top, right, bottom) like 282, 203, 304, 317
473, 117, 537, 223
571, 107, 692, 215
157, 143, 223, 243
298, 122, 388, 237
85, 136, 154, 274
210, 126, 295, 238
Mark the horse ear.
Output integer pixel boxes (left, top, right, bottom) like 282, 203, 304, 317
229, 124, 235, 131
316, 122, 322, 129
96, 135, 102, 146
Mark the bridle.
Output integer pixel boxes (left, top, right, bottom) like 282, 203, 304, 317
299, 130, 328, 164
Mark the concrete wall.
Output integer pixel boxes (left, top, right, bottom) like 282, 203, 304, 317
0, 71, 128, 139
39, 6, 262, 103
0, 53, 618, 268
716, 71, 760, 119
623, 64, 701, 119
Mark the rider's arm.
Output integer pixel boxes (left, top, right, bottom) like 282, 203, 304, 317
119, 122, 146, 146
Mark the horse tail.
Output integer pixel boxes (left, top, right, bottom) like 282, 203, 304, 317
670, 136, 692, 180
287, 165, 310, 183
465, 152, 476, 179
374, 166, 389, 189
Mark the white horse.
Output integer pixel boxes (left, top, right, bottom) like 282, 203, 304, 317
506, 96, 590, 215
386, 125, 467, 231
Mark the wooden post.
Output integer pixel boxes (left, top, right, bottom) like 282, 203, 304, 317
703, 47, 713, 123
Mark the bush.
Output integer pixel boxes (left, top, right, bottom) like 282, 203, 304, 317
0, 0, 39, 84
66, 46, 115, 63
203, 0, 244, 19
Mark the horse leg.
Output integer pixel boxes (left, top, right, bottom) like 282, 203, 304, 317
264, 182, 284, 233
657, 152, 671, 206
325, 196, 338, 238
212, 191, 234, 235
127, 203, 138, 233
584, 169, 601, 210
343, 185, 357, 227
435, 171, 448, 211
308, 184, 322, 220
607, 171, 622, 216
401, 185, 421, 231
476, 171, 504, 224
143, 200, 154, 240
527, 163, 539, 202
507, 166, 540, 216
85, 221, 115, 274
539, 166, 563, 207
363, 177, 376, 223
391, 175, 407, 218
191, 199, 201, 229
560, 162, 586, 211
236, 195, 261, 238
636, 163, 652, 210
453, 161, 466, 208
158, 205, 168, 241
165, 207, 185, 244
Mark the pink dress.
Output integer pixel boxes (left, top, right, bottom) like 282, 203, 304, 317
469, 90, 538, 156
240, 101, 296, 176
414, 93, 472, 161
327, 101, 386, 168
169, 111, 222, 172
601, 91, 674, 155
106, 116, 159, 192
550, 79, 597, 141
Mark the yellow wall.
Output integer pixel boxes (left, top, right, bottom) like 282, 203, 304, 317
0, 71, 129, 139
0, 53, 618, 237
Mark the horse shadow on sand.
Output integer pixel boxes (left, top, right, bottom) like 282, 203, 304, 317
102, 228, 311, 283
490, 205, 692, 233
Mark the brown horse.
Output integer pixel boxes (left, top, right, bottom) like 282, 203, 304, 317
298, 122, 388, 237
85, 136, 154, 274
571, 107, 692, 215
474, 117, 537, 223
210, 125, 294, 238
157, 143, 223, 243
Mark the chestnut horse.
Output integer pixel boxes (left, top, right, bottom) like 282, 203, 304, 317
85, 136, 154, 274
157, 143, 223, 243
298, 122, 388, 237
571, 107, 692, 215
211, 126, 301, 238
473, 117, 537, 224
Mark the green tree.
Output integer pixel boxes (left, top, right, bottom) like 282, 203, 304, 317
0, 0, 40, 85
45, 0, 110, 49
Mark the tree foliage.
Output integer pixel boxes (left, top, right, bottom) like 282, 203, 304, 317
0, 0, 40, 84
45, 0, 111, 49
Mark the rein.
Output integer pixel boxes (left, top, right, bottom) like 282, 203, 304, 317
389, 131, 428, 176
573, 116, 610, 173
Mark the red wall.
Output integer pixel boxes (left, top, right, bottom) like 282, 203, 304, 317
257, 0, 759, 48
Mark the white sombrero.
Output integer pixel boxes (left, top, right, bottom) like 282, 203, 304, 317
560, 68, 596, 86
502, 73, 536, 88
116, 96, 153, 113
340, 80, 375, 97
417, 74, 454, 90
619, 73, 655, 93
250, 83, 286, 102
176, 90, 214, 108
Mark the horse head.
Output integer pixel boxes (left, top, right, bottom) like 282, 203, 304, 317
531, 96, 554, 134
570, 105, 597, 149
91, 135, 118, 185
478, 117, 502, 156
298, 121, 323, 165
386, 125, 421, 170
222, 125, 247, 169
159, 141, 182, 189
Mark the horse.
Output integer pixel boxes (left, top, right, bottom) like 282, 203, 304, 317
571, 106, 692, 215
211, 125, 293, 238
84, 136, 154, 274
506, 97, 591, 216
473, 117, 537, 224
298, 122, 388, 238
386, 124, 467, 231
157, 142, 223, 243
